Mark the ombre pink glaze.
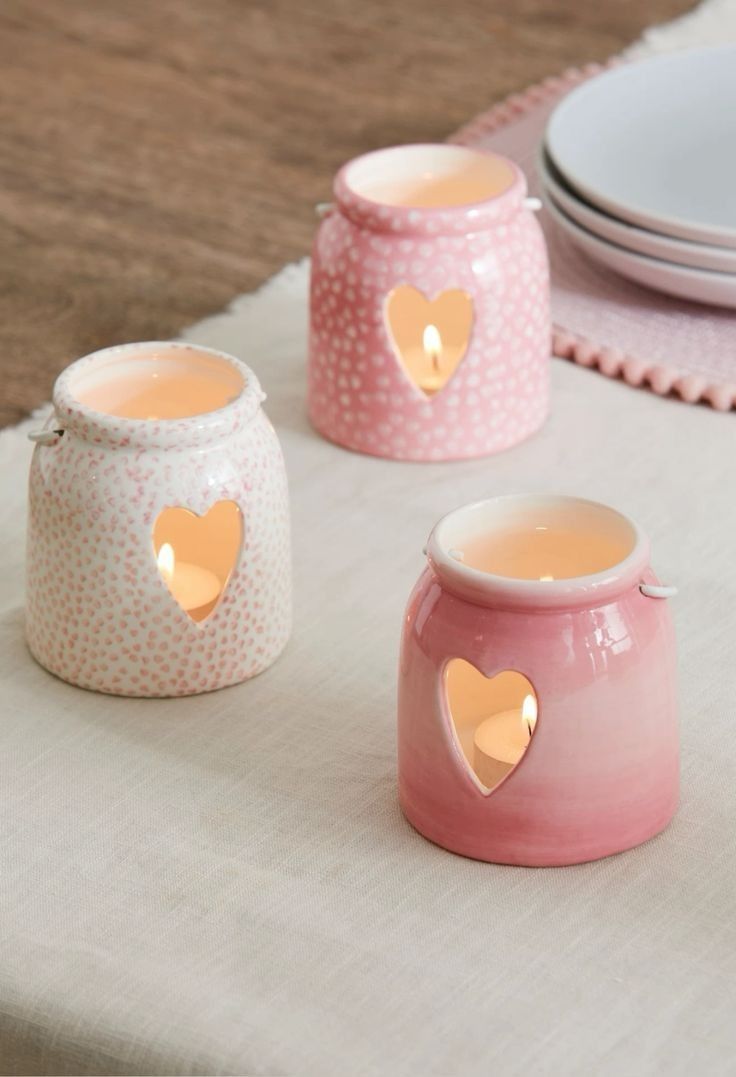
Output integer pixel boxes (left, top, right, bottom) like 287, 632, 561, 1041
308, 145, 550, 461
398, 497, 679, 866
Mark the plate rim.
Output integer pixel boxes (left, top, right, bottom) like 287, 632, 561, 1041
538, 149, 736, 274
544, 192, 736, 309
545, 46, 736, 249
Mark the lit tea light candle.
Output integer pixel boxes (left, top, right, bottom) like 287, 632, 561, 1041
157, 542, 221, 621
473, 694, 538, 790
420, 323, 444, 395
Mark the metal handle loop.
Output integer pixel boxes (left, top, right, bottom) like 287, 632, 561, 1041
28, 428, 64, 446
640, 582, 678, 599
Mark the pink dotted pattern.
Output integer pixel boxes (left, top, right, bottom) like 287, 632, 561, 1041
308, 154, 550, 461
26, 343, 291, 697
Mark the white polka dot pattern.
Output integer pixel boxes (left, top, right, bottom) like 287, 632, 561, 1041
308, 154, 551, 461
26, 343, 291, 697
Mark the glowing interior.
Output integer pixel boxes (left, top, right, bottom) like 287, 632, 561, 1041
445, 661, 537, 792
345, 145, 516, 208
438, 499, 636, 581
385, 286, 473, 396
153, 501, 243, 624
70, 345, 244, 420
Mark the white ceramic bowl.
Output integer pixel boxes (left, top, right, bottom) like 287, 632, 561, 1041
546, 47, 736, 248
544, 195, 736, 309
539, 151, 736, 276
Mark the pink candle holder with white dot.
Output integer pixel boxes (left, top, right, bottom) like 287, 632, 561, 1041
308, 143, 550, 461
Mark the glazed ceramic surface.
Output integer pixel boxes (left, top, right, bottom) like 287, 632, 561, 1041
545, 47, 736, 248
308, 144, 550, 461
545, 197, 736, 310
398, 495, 679, 866
26, 342, 291, 697
539, 150, 736, 275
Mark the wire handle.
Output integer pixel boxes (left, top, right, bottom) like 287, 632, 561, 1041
28, 415, 64, 445
639, 582, 678, 599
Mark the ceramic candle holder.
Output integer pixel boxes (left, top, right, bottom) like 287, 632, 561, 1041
308, 143, 550, 461
26, 342, 291, 697
398, 495, 679, 866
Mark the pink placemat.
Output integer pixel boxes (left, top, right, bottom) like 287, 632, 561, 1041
452, 62, 736, 412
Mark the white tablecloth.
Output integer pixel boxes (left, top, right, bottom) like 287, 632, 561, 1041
2, 256, 735, 1075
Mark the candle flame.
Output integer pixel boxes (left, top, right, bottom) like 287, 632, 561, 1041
540, 574, 554, 581
522, 694, 537, 738
423, 323, 442, 370
157, 542, 175, 581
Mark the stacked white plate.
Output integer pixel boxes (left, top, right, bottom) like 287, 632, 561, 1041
541, 46, 736, 308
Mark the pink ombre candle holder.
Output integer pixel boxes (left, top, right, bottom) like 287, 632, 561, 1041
26, 342, 291, 697
398, 495, 679, 866
308, 144, 550, 461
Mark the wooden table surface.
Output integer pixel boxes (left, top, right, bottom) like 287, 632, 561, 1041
0, 0, 692, 427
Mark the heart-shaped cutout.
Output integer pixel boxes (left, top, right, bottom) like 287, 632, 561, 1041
385, 285, 474, 397
445, 659, 537, 793
153, 501, 243, 623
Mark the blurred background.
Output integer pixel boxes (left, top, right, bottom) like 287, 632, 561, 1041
0, 0, 692, 426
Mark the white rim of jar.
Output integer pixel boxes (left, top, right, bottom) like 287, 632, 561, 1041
52, 341, 265, 448
333, 144, 527, 236
425, 494, 652, 611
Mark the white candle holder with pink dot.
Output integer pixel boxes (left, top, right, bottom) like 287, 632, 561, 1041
26, 341, 291, 697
